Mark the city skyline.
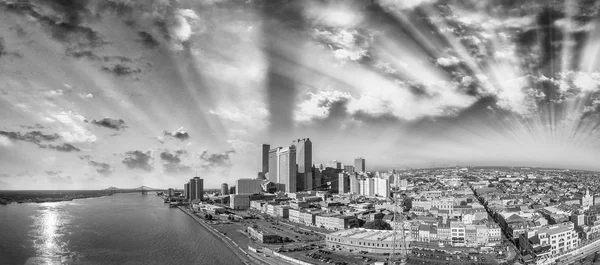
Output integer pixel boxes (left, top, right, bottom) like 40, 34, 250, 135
2, 0, 600, 190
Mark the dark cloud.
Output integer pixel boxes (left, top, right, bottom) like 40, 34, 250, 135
45, 170, 62, 176
137, 31, 159, 49
67, 49, 100, 60
199, 149, 235, 170
0, 130, 60, 144
160, 150, 191, 173
89, 118, 127, 130
79, 155, 91, 160
42, 143, 81, 152
103, 56, 132, 63
88, 161, 113, 176
162, 129, 190, 141
122, 150, 153, 171
0, 173, 11, 178
19, 124, 45, 130
2, 0, 106, 66
101, 64, 141, 76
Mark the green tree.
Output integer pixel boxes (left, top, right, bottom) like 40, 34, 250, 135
363, 219, 392, 230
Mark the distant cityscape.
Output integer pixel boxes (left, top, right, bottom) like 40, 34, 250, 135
156, 138, 600, 265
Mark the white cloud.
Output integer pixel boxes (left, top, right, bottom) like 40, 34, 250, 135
436, 56, 461, 67
378, 0, 437, 11
45, 89, 63, 97
303, 2, 364, 28
295, 90, 352, 122
168, 8, 202, 50
78, 93, 94, 100
48, 111, 97, 143
573, 72, 600, 92
0, 135, 11, 146
313, 28, 371, 62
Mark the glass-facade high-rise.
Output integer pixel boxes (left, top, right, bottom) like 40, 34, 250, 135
354, 157, 366, 173
277, 145, 296, 192
293, 138, 312, 191
258, 144, 270, 176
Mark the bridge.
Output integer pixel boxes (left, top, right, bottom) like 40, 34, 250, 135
104, 186, 167, 195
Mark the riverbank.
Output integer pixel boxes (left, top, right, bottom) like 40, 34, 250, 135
178, 206, 256, 264
0, 190, 111, 205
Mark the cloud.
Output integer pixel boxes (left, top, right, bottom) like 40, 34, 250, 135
122, 150, 153, 171
88, 161, 113, 176
436, 56, 461, 67
378, 0, 438, 11
2, 0, 106, 52
312, 28, 372, 62
137, 31, 159, 48
0, 130, 60, 144
295, 90, 352, 123
199, 149, 235, 170
161, 127, 190, 141
49, 111, 97, 143
42, 143, 81, 152
101, 64, 141, 76
160, 150, 191, 174
45, 170, 62, 176
89, 118, 127, 130
20, 124, 45, 130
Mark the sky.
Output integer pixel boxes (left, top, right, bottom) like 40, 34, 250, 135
1, 0, 600, 190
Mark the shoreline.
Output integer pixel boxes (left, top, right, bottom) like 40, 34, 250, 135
177, 206, 255, 265
0, 193, 112, 205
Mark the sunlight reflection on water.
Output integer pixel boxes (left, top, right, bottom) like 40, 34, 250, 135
26, 202, 74, 265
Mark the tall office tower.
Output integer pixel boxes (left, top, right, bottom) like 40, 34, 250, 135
293, 138, 312, 191
257, 144, 270, 177
304, 172, 313, 191
344, 165, 355, 173
229, 185, 236, 195
350, 173, 360, 194
268, 147, 281, 183
313, 169, 322, 189
338, 173, 350, 194
221, 183, 229, 195
277, 145, 297, 192
354, 157, 366, 173
184, 183, 189, 199
189, 177, 204, 201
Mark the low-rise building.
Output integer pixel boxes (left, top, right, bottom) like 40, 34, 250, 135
248, 226, 280, 243
230, 194, 250, 210
326, 228, 405, 254
519, 222, 579, 258
315, 214, 359, 230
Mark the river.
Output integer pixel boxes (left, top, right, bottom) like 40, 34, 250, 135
0, 193, 244, 265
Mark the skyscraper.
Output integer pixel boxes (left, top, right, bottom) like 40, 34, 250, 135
354, 157, 366, 173
189, 177, 204, 201
293, 138, 312, 191
268, 147, 281, 183
257, 144, 270, 177
350, 173, 360, 194
338, 173, 350, 194
221, 183, 229, 195
277, 145, 297, 192
184, 183, 190, 200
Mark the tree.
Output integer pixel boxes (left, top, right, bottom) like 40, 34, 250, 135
363, 219, 392, 230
